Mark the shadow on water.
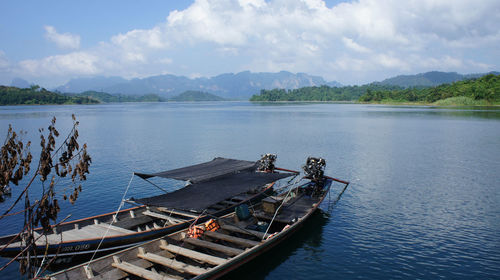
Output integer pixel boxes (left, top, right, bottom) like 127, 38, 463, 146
220, 210, 329, 280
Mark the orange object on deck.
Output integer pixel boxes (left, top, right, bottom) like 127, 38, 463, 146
187, 225, 205, 239
204, 219, 220, 232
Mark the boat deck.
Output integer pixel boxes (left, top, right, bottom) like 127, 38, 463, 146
254, 194, 320, 224
49, 180, 334, 280
7, 222, 136, 247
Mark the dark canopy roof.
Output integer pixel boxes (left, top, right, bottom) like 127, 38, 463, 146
132, 171, 291, 212
134, 157, 257, 183
131, 157, 294, 212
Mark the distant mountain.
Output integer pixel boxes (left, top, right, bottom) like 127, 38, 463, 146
378, 71, 500, 88
56, 76, 128, 93
169, 91, 225, 101
326, 81, 342, 87
10, 78, 31, 88
55, 71, 341, 100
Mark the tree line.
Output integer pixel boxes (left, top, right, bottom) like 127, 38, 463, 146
250, 74, 499, 105
250, 84, 401, 101
358, 74, 499, 104
0, 85, 98, 105
0, 86, 166, 105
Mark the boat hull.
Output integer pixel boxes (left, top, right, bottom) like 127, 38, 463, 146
49, 179, 335, 279
0, 185, 274, 269
195, 180, 332, 280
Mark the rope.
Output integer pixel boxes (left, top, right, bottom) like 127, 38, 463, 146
84, 173, 135, 269
165, 209, 207, 268
327, 181, 349, 213
261, 176, 302, 241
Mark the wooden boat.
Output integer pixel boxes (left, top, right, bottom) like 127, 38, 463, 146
0, 157, 296, 268
50, 158, 349, 279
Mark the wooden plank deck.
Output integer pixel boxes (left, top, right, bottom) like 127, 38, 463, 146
220, 224, 269, 239
93, 223, 135, 234
159, 240, 226, 266
184, 238, 243, 256
204, 231, 260, 248
112, 257, 176, 280
138, 247, 209, 275
143, 210, 185, 224
113, 215, 153, 230
156, 208, 200, 219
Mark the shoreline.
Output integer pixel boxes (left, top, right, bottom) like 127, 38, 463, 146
249, 100, 500, 107
1, 100, 499, 107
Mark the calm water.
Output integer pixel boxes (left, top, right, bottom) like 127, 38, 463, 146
0, 102, 499, 279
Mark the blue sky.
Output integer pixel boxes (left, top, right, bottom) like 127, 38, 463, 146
1, 0, 499, 87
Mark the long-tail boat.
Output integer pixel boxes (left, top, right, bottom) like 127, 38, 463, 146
0, 157, 297, 268
49, 157, 349, 279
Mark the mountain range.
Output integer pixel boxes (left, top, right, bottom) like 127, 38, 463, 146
377, 71, 500, 88
53, 71, 340, 100
10, 70, 498, 100
168, 91, 226, 101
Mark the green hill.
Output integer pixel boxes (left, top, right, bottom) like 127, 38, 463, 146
359, 74, 500, 105
378, 71, 499, 88
250, 84, 401, 101
0, 85, 98, 105
169, 91, 225, 101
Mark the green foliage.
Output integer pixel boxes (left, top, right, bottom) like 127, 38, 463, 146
250, 84, 402, 101
76, 91, 165, 103
358, 74, 500, 105
433, 96, 488, 106
168, 91, 226, 101
0, 86, 99, 105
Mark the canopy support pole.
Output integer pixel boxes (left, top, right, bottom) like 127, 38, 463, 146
141, 177, 170, 194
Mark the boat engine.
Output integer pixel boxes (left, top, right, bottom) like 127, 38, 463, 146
257, 153, 277, 172
303, 157, 326, 184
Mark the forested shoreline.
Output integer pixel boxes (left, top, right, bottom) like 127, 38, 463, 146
2, 74, 499, 106
250, 84, 401, 101
250, 74, 500, 105
0, 86, 165, 105
358, 74, 499, 105
0, 86, 98, 105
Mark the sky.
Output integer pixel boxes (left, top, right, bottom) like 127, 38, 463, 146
0, 0, 499, 87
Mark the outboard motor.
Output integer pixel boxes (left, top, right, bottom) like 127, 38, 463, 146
303, 157, 326, 185
257, 153, 277, 172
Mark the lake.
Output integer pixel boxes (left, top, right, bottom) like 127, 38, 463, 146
0, 102, 499, 279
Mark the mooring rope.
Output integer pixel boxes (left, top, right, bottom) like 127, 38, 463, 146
84, 172, 135, 269
327, 181, 349, 213
261, 175, 302, 241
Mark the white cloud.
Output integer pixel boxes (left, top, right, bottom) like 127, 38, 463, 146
44, 25, 80, 49
8, 0, 500, 85
158, 58, 173, 65
0, 50, 9, 69
19, 52, 98, 76
342, 37, 370, 53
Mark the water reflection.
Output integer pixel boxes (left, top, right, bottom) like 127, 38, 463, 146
361, 105, 500, 120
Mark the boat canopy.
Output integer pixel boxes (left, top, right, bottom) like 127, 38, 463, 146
131, 157, 294, 212
134, 157, 257, 183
